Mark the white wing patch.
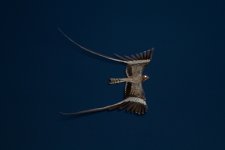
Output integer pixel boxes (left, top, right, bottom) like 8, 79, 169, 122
123, 97, 147, 106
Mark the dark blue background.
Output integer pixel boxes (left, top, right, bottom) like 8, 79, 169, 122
1, 0, 225, 149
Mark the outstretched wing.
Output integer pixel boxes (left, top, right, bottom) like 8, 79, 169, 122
61, 80, 148, 117
114, 49, 153, 66
60, 96, 147, 117
123, 82, 148, 114
58, 28, 153, 65
114, 49, 153, 77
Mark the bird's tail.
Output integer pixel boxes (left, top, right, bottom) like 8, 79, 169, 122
109, 78, 127, 84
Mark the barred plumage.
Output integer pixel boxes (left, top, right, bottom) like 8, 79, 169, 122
109, 78, 123, 84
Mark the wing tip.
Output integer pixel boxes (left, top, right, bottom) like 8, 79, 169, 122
119, 97, 148, 115
114, 48, 154, 64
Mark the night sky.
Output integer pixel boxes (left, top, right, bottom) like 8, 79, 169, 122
1, 0, 225, 150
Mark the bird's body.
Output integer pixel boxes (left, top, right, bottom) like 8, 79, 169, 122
59, 28, 153, 116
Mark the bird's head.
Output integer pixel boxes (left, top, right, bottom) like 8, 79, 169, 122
142, 75, 149, 81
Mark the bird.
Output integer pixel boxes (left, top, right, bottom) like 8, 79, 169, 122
58, 28, 153, 116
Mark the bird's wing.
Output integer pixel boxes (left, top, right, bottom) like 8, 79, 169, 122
119, 49, 153, 77
60, 96, 148, 117
114, 48, 153, 66
122, 82, 148, 114
58, 28, 153, 65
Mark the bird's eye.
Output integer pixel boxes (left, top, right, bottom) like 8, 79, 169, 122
143, 75, 149, 81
